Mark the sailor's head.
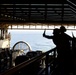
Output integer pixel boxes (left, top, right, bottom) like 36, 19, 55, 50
53, 28, 60, 34
60, 26, 66, 33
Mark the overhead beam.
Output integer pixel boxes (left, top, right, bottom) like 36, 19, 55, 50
0, 0, 67, 4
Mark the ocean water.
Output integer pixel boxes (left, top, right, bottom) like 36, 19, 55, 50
8, 29, 75, 52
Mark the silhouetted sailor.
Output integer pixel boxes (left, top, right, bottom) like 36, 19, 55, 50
43, 27, 73, 75
43, 28, 60, 47
58, 26, 72, 74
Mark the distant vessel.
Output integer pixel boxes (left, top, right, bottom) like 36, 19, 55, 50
0, 28, 11, 72
0, 29, 11, 49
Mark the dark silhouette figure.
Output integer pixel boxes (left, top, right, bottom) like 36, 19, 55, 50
43, 28, 62, 74
43, 28, 60, 47
43, 27, 73, 75
57, 26, 72, 75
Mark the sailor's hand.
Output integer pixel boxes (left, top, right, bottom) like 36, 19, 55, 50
43, 29, 46, 37
43, 33, 45, 37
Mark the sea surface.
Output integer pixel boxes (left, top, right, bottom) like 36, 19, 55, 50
8, 29, 75, 52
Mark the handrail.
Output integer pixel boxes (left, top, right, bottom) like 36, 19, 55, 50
0, 47, 56, 75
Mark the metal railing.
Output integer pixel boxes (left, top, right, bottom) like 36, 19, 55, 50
0, 47, 57, 75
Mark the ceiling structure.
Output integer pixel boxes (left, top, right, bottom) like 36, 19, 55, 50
0, 0, 76, 28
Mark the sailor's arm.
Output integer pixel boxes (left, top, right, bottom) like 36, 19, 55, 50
43, 29, 52, 39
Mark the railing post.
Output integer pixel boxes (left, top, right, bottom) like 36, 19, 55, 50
54, 48, 56, 59
45, 53, 49, 75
